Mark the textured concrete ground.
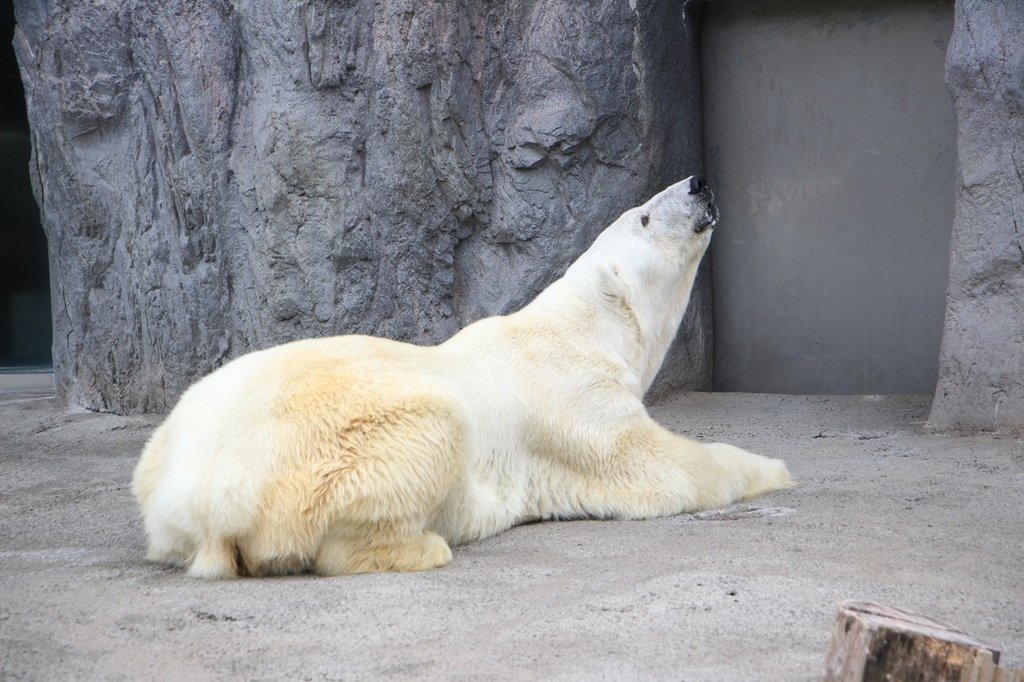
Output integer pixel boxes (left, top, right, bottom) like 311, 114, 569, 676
1, 390, 1021, 681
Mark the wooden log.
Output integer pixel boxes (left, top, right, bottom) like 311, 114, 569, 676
824, 600, 1011, 682
958, 649, 1024, 682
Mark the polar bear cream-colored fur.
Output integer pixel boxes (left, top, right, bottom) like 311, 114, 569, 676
133, 177, 793, 578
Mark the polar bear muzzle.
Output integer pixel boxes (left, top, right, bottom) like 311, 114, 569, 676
685, 175, 719, 234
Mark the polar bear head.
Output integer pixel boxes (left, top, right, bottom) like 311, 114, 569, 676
554, 176, 718, 392
575, 175, 718, 283
625, 175, 719, 259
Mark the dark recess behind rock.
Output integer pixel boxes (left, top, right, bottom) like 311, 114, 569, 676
12, 0, 710, 414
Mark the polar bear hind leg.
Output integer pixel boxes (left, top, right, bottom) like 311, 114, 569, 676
234, 393, 465, 577
307, 409, 462, 575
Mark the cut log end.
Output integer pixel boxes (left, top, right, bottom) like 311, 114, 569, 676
824, 600, 1021, 682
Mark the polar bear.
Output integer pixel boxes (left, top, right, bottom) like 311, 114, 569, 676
133, 176, 793, 578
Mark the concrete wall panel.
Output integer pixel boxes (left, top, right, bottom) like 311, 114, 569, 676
703, 0, 955, 395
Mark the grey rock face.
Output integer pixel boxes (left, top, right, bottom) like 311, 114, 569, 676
14, 0, 710, 414
929, 0, 1024, 434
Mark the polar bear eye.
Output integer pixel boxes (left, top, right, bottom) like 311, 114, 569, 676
640, 214, 649, 227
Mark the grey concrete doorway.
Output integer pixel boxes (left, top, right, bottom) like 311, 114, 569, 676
701, 0, 955, 395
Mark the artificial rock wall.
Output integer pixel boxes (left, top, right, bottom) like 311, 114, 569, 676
13, 0, 710, 413
16, 0, 1024, 432
929, 0, 1024, 434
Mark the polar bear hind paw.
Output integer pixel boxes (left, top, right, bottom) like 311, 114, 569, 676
314, 530, 453, 576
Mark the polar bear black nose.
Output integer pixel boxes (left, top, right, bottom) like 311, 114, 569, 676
688, 176, 705, 194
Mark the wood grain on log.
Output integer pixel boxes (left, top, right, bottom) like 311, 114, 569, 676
824, 600, 1011, 682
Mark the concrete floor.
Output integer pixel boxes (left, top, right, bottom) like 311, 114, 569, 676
1, 390, 1021, 680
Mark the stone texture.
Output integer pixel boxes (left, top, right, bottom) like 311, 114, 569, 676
13, 0, 710, 414
929, 0, 1024, 434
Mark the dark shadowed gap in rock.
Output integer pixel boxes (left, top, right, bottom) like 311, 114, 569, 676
0, 2, 49, 372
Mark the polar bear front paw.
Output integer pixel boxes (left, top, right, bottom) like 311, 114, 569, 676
745, 457, 796, 500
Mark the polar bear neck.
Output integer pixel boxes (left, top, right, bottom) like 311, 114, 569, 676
524, 235, 706, 397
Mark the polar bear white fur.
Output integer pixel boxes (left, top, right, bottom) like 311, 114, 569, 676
133, 177, 793, 578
